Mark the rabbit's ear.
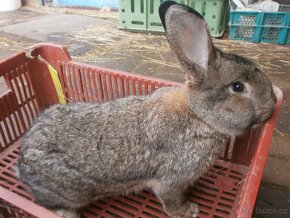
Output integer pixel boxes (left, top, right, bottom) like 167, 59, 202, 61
159, 1, 216, 84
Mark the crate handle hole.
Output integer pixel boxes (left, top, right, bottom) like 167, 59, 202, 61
132, 21, 144, 25
150, 22, 162, 27
0, 77, 10, 96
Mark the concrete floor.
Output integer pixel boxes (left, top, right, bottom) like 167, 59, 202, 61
0, 6, 289, 217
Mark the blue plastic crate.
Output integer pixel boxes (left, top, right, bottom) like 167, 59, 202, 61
229, 10, 290, 44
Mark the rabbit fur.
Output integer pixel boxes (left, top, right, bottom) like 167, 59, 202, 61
18, 1, 276, 218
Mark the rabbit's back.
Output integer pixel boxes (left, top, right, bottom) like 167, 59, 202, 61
20, 96, 155, 177
19, 94, 163, 207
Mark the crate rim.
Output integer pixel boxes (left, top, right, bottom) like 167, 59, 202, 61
0, 43, 182, 88
230, 9, 290, 15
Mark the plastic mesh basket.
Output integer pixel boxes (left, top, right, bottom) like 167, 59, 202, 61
0, 44, 283, 218
229, 10, 290, 44
119, 0, 229, 37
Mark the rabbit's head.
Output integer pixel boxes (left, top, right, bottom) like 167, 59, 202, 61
159, 1, 276, 135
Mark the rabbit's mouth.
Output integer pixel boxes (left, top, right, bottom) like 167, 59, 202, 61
254, 106, 275, 124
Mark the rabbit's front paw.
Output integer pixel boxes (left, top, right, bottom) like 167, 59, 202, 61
188, 202, 199, 218
53, 208, 80, 218
171, 201, 199, 218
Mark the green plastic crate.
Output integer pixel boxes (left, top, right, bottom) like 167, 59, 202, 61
118, 0, 229, 37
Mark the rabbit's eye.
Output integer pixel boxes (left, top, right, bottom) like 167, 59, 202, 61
232, 81, 244, 92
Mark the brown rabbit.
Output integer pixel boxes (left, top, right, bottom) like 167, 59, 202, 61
18, 1, 276, 217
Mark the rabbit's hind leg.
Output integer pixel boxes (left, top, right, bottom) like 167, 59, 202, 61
30, 182, 90, 213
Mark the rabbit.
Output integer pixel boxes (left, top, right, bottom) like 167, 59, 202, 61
17, 1, 277, 218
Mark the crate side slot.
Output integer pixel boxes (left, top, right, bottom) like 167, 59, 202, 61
0, 65, 40, 149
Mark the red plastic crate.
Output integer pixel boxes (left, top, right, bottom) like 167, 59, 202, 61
0, 44, 283, 218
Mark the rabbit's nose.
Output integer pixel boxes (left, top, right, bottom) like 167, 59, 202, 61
272, 90, 277, 104
269, 86, 277, 104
